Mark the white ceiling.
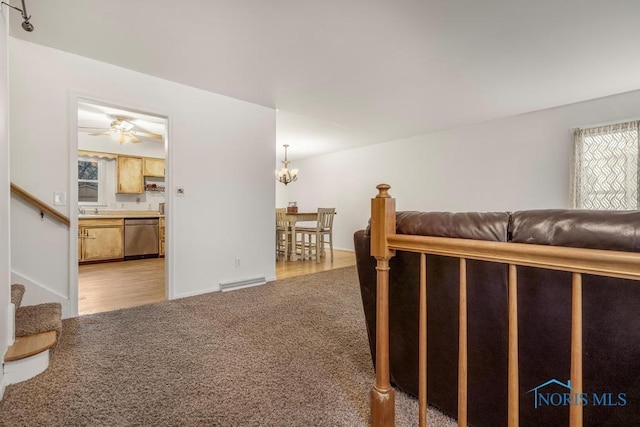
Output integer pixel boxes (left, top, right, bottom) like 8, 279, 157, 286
77, 100, 166, 142
10, 0, 640, 160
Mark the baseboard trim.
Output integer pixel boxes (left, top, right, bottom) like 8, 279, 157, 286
220, 276, 266, 292
7, 303, 14, 346
11, 270, 67, 301
0, 373, 6, 401
11, 270, 71, 318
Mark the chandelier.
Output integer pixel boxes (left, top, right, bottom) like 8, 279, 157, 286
276, 144, 298, 185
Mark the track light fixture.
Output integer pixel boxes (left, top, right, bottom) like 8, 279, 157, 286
2, 0, 33, 32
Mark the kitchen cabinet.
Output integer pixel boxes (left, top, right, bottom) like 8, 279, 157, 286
78, 218, 124, 262
117, 155, 144, 194
159, 216, 165, 257
144, 157, 165, 178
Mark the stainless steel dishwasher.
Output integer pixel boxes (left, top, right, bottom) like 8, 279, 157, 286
124, 218, 159, 259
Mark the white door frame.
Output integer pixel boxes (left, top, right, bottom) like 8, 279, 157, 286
68, 92, 173, 317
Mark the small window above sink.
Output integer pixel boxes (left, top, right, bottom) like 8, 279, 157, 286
78, 156, 107, 205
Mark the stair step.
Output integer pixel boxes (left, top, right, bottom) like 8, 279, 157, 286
4, 330, 57, 362
11, 284, 25, 309
15, 302, 62, 340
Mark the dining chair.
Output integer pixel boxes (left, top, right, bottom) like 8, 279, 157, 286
275, 208, 291, 261
297, 207, 335, 263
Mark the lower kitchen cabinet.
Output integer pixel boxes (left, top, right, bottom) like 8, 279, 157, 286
159, 216, 165, 257
78, 218, 124, 262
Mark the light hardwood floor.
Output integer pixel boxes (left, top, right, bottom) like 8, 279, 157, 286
78, 258, 166, 315
275, 249, 356, 280
79, 250, 356, 316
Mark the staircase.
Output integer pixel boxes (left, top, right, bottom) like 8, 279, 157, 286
3, 284, 62, 384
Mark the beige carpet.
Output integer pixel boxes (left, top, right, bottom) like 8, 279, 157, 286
0, 266, 456, 426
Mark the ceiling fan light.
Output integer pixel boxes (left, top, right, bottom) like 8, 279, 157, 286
80, 111, 163, 143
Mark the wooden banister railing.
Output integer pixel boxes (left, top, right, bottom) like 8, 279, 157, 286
11, 182, 70, 227
369, 184, 640, 427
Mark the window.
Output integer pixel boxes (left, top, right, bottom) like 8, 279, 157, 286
78, 157, 106, 205
572, 121, 639, 210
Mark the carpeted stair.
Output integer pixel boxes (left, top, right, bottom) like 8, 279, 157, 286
4, 284, 62, 380
11, 283, 25, 307
15, 302, 63, 342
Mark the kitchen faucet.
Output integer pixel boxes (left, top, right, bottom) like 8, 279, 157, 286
78, 206, 99, 215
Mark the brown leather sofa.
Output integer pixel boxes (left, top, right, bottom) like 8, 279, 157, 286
354, 210, 640, 426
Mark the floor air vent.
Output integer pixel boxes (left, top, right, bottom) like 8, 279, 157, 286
220, 277, 266, 292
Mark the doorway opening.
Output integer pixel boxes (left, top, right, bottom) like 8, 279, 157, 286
76, 99, 169, 315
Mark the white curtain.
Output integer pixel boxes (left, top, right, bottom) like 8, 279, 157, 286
572, 121, 639, 210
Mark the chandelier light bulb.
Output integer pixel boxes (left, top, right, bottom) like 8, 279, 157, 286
276, 144, 298, 185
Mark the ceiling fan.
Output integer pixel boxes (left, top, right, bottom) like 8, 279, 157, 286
79, 116, 163, 144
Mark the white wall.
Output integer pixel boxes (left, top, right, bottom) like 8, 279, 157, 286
278, 88, 640, 251
0, 8, 10, 398
10, 39, 276, 317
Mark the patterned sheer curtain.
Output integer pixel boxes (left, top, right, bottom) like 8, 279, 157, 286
572, 121, 639, 210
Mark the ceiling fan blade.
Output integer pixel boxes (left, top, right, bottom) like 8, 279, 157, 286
130, 135, 142, 143
79, 126, 109, 131
89, 131, 113, 137
131, 130, 163, 140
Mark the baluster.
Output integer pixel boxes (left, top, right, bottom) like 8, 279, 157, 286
570, 273, 583, 427
419, 253, 428, 427
508, 264, 519, 427
458, 258, 468, 426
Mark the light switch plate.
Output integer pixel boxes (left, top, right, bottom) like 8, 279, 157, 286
53, 192, 67, 206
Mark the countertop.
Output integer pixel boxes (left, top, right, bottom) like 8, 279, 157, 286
78, 210, 164, 219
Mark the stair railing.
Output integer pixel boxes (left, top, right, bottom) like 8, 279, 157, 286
10, 182, 70, 227
369, 183, 640, 427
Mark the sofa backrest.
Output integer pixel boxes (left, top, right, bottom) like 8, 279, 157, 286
510, 209, 640, 251
365, 210, 510, 241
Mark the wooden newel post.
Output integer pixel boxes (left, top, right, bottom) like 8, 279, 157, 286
370, 184, 396, 426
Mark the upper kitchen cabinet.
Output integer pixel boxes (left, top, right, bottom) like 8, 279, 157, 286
117, 155, 144, 194
144, 157, 165, 178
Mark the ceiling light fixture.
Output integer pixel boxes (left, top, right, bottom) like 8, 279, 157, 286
111, 118, 135, 133
111, 132, 135, 144
276, 144, 298, 185
109, 118, 136, 143
1, 0, 33, 32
